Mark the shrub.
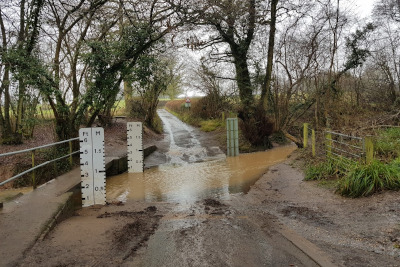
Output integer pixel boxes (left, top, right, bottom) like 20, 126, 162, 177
190, 94, 230, 119
270, 131, 289, 145
151, 112, 163, 134
238, 106, 274, 148
165, 99, 185, 114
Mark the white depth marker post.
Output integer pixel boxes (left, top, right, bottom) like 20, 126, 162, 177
79, 128, 106, 207
127, 122, 143, 173
227, 118, 239, 157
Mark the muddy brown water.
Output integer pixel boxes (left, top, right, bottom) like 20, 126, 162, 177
107, 145, 296, 203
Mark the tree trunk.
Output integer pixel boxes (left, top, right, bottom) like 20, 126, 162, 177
124, 81, 133, 115
0, 66, 15, 144
233, 54, 254, 111
260, 0, 278, 109
14, 78, 25, 143
55, 114, 78, 141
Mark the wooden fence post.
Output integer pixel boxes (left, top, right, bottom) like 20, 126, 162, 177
303, 123, 309, 148
326, 131, 332, 157
364, 136, 374, 164
312, 129, 316, 157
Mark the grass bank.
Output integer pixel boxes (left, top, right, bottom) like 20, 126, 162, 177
304, 128, 400, 197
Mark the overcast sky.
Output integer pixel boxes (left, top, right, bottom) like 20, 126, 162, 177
354, 0, 376, 18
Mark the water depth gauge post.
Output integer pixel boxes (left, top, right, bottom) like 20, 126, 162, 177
79, 127, 106, 207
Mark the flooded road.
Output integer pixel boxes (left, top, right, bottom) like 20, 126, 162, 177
107, 110, 296, 203
17, 110, 335, 267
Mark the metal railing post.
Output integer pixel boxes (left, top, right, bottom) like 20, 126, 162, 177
69, 140, 73, 166
31, 150, 36, 189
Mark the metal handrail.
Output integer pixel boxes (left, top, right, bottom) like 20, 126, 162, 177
0, 151, 80, 186
0, 137, 80, 188
0, 137, 79, 158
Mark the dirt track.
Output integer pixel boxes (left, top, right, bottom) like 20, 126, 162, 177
239, 155, 400, 267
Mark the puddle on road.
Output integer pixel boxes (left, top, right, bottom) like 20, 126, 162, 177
107, 145, 296, 203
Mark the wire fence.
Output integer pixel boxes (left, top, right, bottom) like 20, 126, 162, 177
0, 138, 80, 188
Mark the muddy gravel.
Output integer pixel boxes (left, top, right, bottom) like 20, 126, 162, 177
232, 153, 400, 267
19, 203, 166, 266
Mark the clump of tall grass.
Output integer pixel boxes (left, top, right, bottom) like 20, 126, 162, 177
305, 158, 350, 181
336, 159, 400, 197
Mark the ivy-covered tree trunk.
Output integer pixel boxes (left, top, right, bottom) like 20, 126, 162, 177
259, 0, 278, 110
54, 115, 76, 141
124, 81, 134, 116
0, 66, 15, 144
233, 53, 254, 112
14, 78, 25, 143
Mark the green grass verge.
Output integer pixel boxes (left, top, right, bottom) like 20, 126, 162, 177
200, 119, 223, 132
306, 157, 400, 197
336, 159, 400, 197
305, 158, 350, 181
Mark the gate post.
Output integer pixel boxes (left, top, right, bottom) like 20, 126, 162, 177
326, 131, 332, 157
364, 136, 374, 164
